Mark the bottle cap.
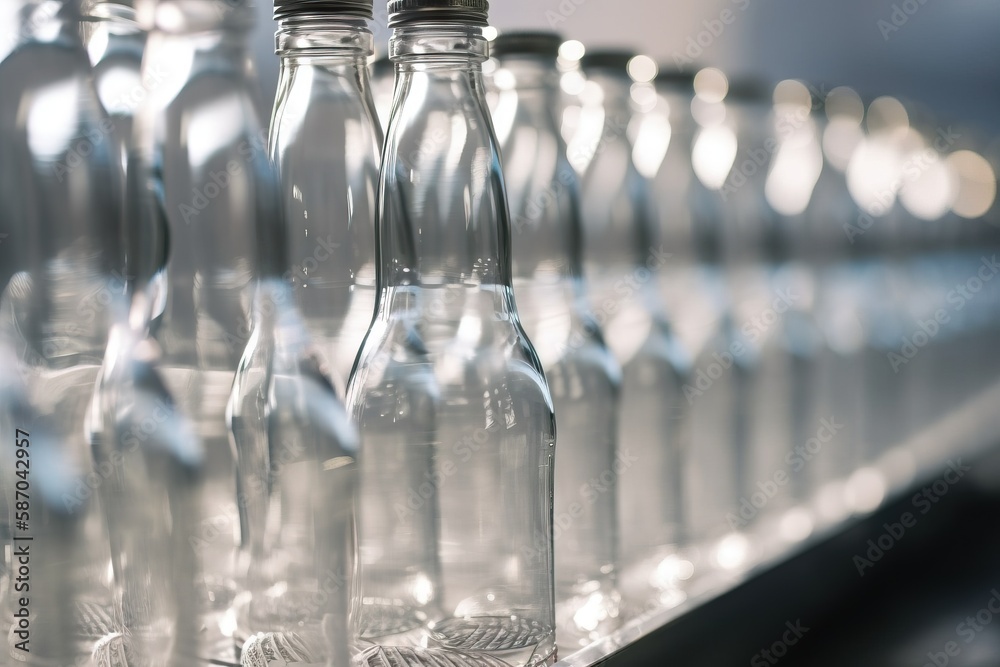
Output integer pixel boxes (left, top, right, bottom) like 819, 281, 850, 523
491, 31, 563, 58
274, 0, 374, 21
725, 78, 772, 103
654, 66, 696, 90
387, 0, 489, 28
578, 49, 635, 72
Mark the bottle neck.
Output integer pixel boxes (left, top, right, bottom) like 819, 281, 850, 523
588, 70, 634, 122
495, 57, 582, 283
380, 25, 511, 289
275, 17, 373, 62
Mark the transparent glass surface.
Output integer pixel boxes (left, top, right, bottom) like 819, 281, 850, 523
89, 305, 203, 667
575, 66, 691, 609
268, 18, 381, 392
228, 280, 358, 666
491, 52, 622, 652
346, 25, 557, 667
710, 95, 798, 552
223, 17, 373, 665
125, 0, 270, 658
0, 1, 121, 662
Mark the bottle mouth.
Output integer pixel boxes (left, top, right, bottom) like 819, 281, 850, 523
273, 0, 374, 21
387, 0, 489, 28
491, 31, 562, 59
578, 49, 635, 73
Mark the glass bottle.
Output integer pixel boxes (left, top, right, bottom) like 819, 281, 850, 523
805, 86, 867, 514
346, 2, 557, 665
675, 68, 752, 584
713, 79, 797, 551
268, 0, 382, 392
88, 295, 204, 667
575, 51, 692, 608
127, 0, 273, 658
491, 32, 622, 651
0, 0, 123, 662
228, 1, 368, 662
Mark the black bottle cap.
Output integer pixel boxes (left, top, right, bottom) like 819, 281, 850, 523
578, 49, 635, 72
387, 0, 489, 28
491, 31, 563, 58
725, 78, 772, 103
274, 0, 374, 21
654, 66, 696, 89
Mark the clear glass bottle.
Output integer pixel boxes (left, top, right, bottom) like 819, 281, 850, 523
491, 32, 622, 651
713, 79, 797, 550
807, 86, 867, 508
128, 0, 273, 658
575, 51, 692, 608
228, 2, 367, 662
346, 2, 557, 665
268, 0, 382, 392
88, 295, 204, 667
0, 0, 122, 662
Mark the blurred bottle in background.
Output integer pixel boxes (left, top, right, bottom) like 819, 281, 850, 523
347, 1, 557, 665
89, 294, 203, 667
127, 0, 274, 658
804, 85, 868, 521
680, 68, 752, 584
228, 0, 370, 663
491, 31, 623, 651
268, 0, 382, 392
760, 79, 827, 540
573, 50, 692, 610
0, 0, 123, 661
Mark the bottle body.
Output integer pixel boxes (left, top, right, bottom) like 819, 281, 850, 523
127, 1, 273, 657
89, 312, 203, 667
228, 279, 358, 665
491, 47, 622, 651
268, 19, 381, 391
226, 17, 373, 663
0, 1, 122, 661
576, 65, 691, 607
347, 22, 556, 667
